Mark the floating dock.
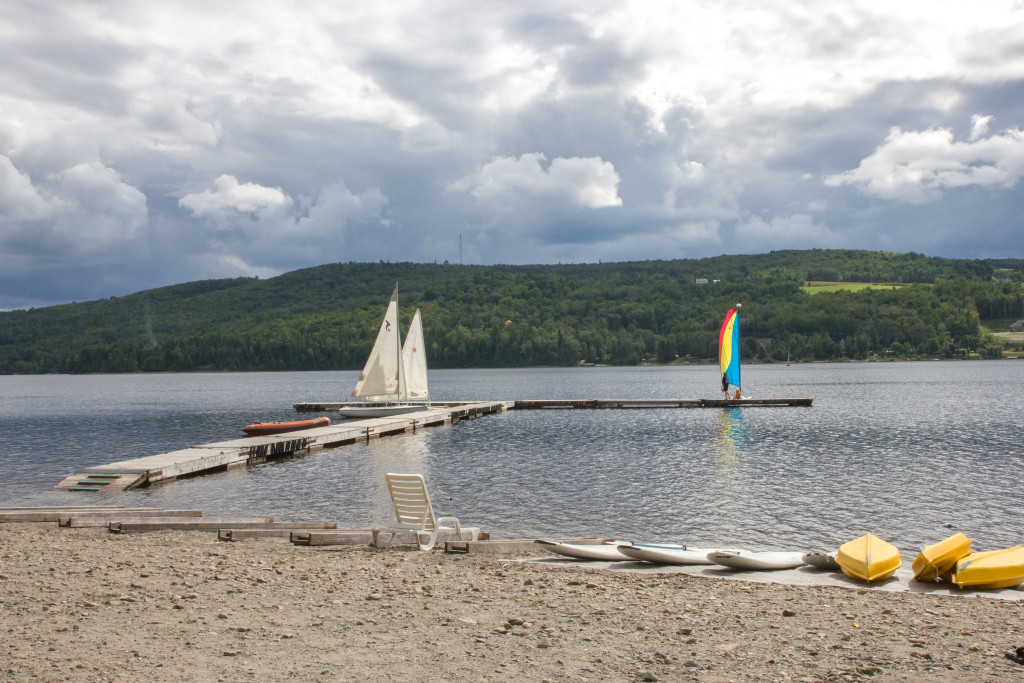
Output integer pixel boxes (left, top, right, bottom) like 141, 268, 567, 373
55, 396, 811, 492
54, 401, 512, 492
296, 397, 813, 411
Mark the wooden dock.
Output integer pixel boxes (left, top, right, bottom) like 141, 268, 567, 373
54, 395, 811, 493
54, 401, 512, 492
296, 397, 813, 411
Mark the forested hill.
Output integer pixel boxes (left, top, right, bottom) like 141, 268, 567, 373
2, 249, 1022, 374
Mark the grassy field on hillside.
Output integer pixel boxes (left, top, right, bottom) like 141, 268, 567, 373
802, 281, 906, 294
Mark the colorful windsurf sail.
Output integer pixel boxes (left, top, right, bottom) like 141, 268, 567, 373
719, 307, 740, 389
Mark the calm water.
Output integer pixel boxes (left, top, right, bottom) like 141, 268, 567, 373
1, 362, 1021, 558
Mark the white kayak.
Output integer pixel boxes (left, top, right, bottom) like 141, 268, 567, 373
706, 550, 807, 570
534, 540, 633, 561
618, 543, 743, 565
801, 551, 841, 571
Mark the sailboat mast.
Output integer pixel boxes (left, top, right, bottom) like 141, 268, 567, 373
735, 303, 741, 389
393, 282, 405, 402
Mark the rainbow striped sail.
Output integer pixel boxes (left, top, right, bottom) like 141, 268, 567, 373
719, 308, 740, 389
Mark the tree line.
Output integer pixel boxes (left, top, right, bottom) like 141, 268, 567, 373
1, 250, 1021, 374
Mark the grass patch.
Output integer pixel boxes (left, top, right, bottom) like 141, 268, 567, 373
802, 281, 906, 295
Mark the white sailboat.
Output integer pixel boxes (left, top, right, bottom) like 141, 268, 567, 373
339, 286, 431, 418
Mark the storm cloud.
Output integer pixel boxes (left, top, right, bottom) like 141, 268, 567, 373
2, 0, 1023, 308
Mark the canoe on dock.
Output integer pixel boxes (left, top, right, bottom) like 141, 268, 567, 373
242, 416, 331, 436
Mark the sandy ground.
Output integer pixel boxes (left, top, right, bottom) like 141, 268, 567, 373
3, 523, 1024, 682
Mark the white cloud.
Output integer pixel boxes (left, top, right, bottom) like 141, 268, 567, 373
0, 155, 49, 221
180, 175, 292, 216
0, 158, 146, 254
825, 120, 1024, 203
970, 114, 992, 141
450, 153, 621, 209
49, 162, 148, 243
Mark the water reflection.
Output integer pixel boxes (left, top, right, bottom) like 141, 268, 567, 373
713, 407, 744, 488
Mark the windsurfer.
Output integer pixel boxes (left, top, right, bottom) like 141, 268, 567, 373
721, 373, 730, 398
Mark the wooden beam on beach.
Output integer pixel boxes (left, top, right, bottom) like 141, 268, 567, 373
1, 507, 162, 523
59, 509, 204, 527
290, 530, 394, 546
445, 538, 611, 554
0, 505, 128, 512
109, 517, 274, 533
218, 523, 339, 541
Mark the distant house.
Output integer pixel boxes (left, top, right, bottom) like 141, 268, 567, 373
756, 338, 773, 347
1011, 320, 1024, 332
695, 277, 708, 285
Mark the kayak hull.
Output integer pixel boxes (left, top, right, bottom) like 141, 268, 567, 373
707, 550, 806, 570
951, 546, 1024, 589
339, 405, 429, 418
836, 533, 903, 582
535, 540, 632, 561
912, 533, 972, 582
619, 544, 742, 565
242, 416, 331, 436
802, 551, 841, 571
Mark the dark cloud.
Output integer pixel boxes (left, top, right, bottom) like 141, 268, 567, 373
1, 1, 1023, 309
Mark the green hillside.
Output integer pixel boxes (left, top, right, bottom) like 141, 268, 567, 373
2, 250, 1022, 374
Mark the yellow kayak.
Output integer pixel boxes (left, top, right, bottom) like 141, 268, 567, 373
912, 532, 972, 582
836, 533, 903, 582
951, 546, 1024, 589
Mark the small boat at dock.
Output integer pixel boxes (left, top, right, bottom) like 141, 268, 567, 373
242, 416, 331, 436
339, 286, 430, 419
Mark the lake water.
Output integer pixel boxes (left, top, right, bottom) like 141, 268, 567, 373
1, 361, 1021, 558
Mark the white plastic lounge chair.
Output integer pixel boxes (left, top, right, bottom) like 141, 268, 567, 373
372, 473, 480, 551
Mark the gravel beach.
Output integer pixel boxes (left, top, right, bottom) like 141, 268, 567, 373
2, 523, 1023, 682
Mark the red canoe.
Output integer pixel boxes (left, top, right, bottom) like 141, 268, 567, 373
242, 416, 331, 436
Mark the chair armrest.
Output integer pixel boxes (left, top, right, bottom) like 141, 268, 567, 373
435, 516, 462, 536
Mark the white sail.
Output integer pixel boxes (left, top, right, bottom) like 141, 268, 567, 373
402, 308, 429, 401
351, 287, 406, 401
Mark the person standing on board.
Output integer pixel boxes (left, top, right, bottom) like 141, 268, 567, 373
722, 373, 730, 398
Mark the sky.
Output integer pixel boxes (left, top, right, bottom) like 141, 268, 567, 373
2, 1, 1024, 309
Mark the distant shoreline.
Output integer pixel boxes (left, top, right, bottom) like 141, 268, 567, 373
2, 355, 1020, 377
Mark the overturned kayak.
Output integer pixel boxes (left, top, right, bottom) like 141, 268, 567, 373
706, 550, 806, 570
912, 532, 972, 582
951, 546, 1024, 589
802, 551, 841, 571
619, 543, 742, 565
242, 416, 331, 436
836, 533, 903, 582
534, 540, 633, 561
